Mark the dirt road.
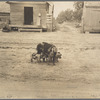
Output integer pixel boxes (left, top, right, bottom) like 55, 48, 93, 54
0, 23, 100, 98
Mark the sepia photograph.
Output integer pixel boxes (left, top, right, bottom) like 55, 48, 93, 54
0, 1, 100, 99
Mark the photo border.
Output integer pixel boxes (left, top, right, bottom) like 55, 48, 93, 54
0, 0, 100, 99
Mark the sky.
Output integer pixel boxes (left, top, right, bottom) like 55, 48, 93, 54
53, 2, 74, 18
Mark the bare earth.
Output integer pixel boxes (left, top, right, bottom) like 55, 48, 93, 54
0, 23, 100, 99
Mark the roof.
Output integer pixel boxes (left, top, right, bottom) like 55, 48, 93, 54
7, 1, 45, 4
7, 1, 50, 4
84, 1, 100, 7
47, 1, 54, 7
6, 1, 54, 7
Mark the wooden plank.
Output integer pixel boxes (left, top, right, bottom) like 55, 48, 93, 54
19, 28, 42, 32
9, 25, 41, 28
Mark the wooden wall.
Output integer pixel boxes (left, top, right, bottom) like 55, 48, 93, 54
10, 2, 48, 28
46, 4, 53, 32
82, 4, 100, 32
10, 3, 24, 25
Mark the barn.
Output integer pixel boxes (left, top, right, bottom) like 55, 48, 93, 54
82, 2, 100, 33
7, 1, 54, 32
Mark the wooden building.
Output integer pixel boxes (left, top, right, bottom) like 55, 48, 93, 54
82, 2, 100, 33
7, 1, 54, 32
0, 12, 10, 28
0, 2, 10, 28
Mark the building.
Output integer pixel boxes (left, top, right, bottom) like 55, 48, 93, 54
0, 12, 10, 28
7, 1, 54, 32
0, 2, 10, 28
82, 2, 100, 33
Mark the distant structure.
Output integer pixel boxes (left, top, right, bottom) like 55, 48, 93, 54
0, 12, 10, 28
82, 2, 100, 33
7, 1, 54, 32
0, 2, 10, 28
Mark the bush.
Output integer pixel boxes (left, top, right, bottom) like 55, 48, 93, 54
52, 17, 60, 31
56, 10, 74, 24
56, 1, 84, 24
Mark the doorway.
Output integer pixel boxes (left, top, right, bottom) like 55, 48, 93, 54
24, 7, 33, 25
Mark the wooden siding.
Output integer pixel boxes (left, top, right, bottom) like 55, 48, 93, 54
10, 3, 47, 28
10, 4, 24, 25
82, 3, 100, 32
7, 2, 54, 31
46, 14, 53, 31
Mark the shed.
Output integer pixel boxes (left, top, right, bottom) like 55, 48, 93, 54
0, 2, 10, 28
82, 2, 100, 33
7, 1, 54, 32
0, 12, 10, 28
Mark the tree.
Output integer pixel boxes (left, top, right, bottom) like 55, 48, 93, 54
56, 11, 67, 24
56, 1, 84, 24
56, 9, 74, 24
74, 1, 84, 10
73, 1, 84, 21
64, 9, 74, 21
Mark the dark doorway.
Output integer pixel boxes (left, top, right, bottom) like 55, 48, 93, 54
24, 7, 33, 25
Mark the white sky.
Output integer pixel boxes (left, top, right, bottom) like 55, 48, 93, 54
53, 2, 74, 18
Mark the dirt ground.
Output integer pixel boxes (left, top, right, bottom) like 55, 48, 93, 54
0, 22, 100, 99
